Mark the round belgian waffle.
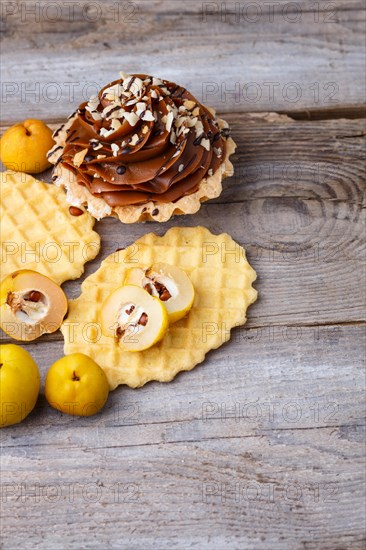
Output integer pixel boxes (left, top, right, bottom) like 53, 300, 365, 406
61, 227, 257, 389
0, 171, 101, 285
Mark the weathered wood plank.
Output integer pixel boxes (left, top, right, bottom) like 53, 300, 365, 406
1, 1, 365, 119
2, 0, 364, 19
2, 324, 365, 430
1, 114, 364, 344
1, 432, 365, 550
2, 0, 364, 41
1, 324, 365, 549
0, 16, 365, 539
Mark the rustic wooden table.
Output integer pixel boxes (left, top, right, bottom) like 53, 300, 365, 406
1, 1, 365, 548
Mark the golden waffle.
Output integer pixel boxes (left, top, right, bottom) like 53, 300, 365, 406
61, 227, 257, 389
0, 171, 101, 285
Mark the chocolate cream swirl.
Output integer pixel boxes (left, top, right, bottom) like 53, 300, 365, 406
56, 73, 231, 207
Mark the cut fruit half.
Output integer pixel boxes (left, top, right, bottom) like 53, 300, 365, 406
124, 263, 195, 323
0, 270, 68, 341
101, 285, 168, 352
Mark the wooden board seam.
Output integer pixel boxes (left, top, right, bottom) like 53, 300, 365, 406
2, 111, 366, 129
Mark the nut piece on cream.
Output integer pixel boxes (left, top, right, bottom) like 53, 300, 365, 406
0, 270, 68, 342
124, 263, 195, 323
101, 285, 168, 352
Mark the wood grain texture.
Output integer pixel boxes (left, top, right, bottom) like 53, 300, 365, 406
1, 1, 366, 547
1, 1, 365, 119
1, 114, 365, 344
0, 112, 365, 548
1, 324, 365, 549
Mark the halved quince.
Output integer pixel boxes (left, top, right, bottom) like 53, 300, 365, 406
101, 285, 168, 352
124, 263, 195, 323
0, 270, 68, 341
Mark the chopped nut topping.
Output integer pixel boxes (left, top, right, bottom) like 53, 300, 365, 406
201, 138, 211, 151
88, 110, 103, 121
103, 83, 123, 102
195, 121, 204, 136
87, 95, 100, 110
111, 119, 122, 131
142, 110, 155, 122
73, 148, 89, 167
187, 117, 198, 128
90, 139, 103, 150
64, 73, 228, 211
136, 107, 147, 118
175, 116, 185, 129
165, 111, 174, 132
124, 112, 139, 126
152, 77, 163, 86
125, 97, 141, 107
132, 77, 144, 94
103, 104, 122, 119
111, 109, 126, 120
184, 100, 196, 110
123, 76, 135, 90
130, 134, 140, 146
100, 127, 115, 138
111, 143, 120, 157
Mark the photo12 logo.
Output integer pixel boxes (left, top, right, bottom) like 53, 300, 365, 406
1, 80, 104, 106
201, 2, 338, 24
1, 240, 100, 265
201, 80, 339, 106
201, 399, 339, 426
1, 2, 140, 24
202, 480, 339, 504
1, 481, 140, 504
